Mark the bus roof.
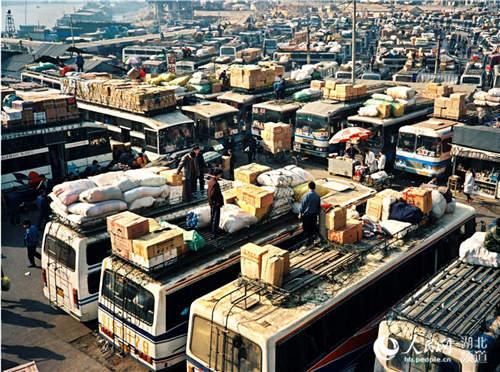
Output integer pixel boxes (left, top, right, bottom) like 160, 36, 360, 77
253, 100, 302, 113
297, 100, 360, 118
217, 91, 257, 105
391, 259, 500, 342
191, 203, 475, 342
181, 102, 239, 118
399, 118, 460, 137
348, 106, 433, 127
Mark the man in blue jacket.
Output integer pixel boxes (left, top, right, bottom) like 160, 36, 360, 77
23, 220, 40, 267
299, 182, 321, 243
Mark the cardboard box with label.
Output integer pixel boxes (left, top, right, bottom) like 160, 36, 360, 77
234, 163, 271, 184
241, 243, 268, 280
160, 169, 183, 186
325, 207, 347, 230
403, 187, 432, 214
327, 219, 363, 244
107, 211, 149, 240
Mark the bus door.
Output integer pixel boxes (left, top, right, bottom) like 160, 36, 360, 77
48, 143, 66, 181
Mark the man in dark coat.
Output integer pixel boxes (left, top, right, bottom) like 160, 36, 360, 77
23, 220, 40, 267
177, 149, 198, 202
207, 168, 224, 237
193, 146, 206, 195
299, 182, 321, 243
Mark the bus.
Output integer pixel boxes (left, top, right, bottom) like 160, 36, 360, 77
251, 100, 302, 142
2, 120, 112, 190
392, 68, 424, 83
395, 118, 459, 178
186, 203, 476, 372
347, 98, 434, 164
97, 213, 303, 370
122, 45, 169, 64
40, 190, 226, 322
21, 70, 62, 90
78, 103, 196, 162
374, 258, 500, 372
460, 68, 485, 88
219, 43, 244, 60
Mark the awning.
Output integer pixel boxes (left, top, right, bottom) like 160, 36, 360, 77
451, 144, 500, 163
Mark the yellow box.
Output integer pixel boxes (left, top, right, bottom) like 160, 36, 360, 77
234, 163, 271, 184
132, 229, 185, 259
325, 207, 347, 230
240, 243, 268, 280
159, 169, 183, 186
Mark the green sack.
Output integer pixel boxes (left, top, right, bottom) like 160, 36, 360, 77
184, 230, 206, 252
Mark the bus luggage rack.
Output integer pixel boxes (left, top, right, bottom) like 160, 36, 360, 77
391, 259, 500, 341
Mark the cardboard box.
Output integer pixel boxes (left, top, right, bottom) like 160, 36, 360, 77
263, 244, 290, 275
236, 184, 274, 208
222, 155, 231, 171
377, 103, 391, 119
107, 211, 149, 240
132, 228, 185, 260
238, 201, 271, 220
325, 80, 337, 90
168, 185, 183, 204
366, 197, 383, 221
325, 207, 347, 230
160, 169, 182, 186
110, 233, 134, 259
327, 220, 363, 244
403, 187, 432, 214
311, 80, 325, 90
222, 188, 238, 204
234, 163, 271, 184
241, 243, 268, 280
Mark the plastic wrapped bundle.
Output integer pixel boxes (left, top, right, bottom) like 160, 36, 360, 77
67, 200, 127, 217
186, 205, 211, 229
79, 186, 123, 203
219, 204, 258, 233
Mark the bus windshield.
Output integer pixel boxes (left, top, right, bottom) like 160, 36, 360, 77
253, 108, 282, 123
190, 316, 262, 371
211, 114, 238, 138
394, 75, 414, 83
416, 135, 441, 157
296, 113, 328, 131
101, 270, 155, 325
44, 236, 76, 271
461, 76, 481, 85
397, 132, 416, 152
159, 124, 194, 153
350, 121, 382, 148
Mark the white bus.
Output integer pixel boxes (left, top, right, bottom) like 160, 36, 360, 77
374, 258, 500, 372
395, 118, 459, 178
97, 213, 303, 370
186, 203, 476, 372
41, 197, 215, 322
122, 46, 168, 64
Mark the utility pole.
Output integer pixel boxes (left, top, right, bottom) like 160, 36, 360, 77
306, 23, 311, 65
434, 36, 441, 82
70, 15, 75, 48
351, 0, 356, 85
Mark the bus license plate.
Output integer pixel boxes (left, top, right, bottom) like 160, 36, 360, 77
56, 287, 64, 298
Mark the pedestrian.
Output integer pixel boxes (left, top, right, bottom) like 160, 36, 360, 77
366, 149, 377, 173
274, 75, 286, 100
244, 135, 257, 164
23, 220, 40, 268
177, 149, 197, 202
299, 181, 321, 243
227, 148, 235, 180
463, 168, 475, 203
75, 52, 84, 72
207, 168, 224, 238
36, 189, 50, 229
377, 150, 386, 172
193, 146, 206, 194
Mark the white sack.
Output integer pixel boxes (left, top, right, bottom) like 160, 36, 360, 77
67, 200, 127, 217
79, 186, 123, 203
190, 205, 212, 228
372, 93, 394, 102
49, 193, 68, 214
90, 171, 139, 192
386, 86, 416, 100
219, 204, 258, 233
358, 106, 379, 117
125, 169, 166, 187
128, 196, 155, 210
53, 179, 96, 196
488, 87, 500, 97
460, 232, 500, 268
431, 190, 446, 219
446, 199, 456, 214
257, 170, 294, 187
261, 186, 294, 199
123, 185, 168, 203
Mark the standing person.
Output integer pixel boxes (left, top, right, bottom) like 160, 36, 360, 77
365, 149, 377, 173
36, 189, 50, 229
299, 182, 321, 243
207, 168, 224, 238
244, 135, 257, 164
177, 150, 197, 202
274, 75, 286, 100
377, 150, 387, 172
193, 146, 206, 194
227, 148, 235, 180
75, 52, 84, 72
23, 220, 40, 268
463, 168, 475, 203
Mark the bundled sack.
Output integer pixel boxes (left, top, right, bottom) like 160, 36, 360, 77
67, 200, 127, 217
488, 88, 500, 97
125, 169, 166, 187
372, 93, 394, 102
128, 196, 155, 210
184, 230, 206, 252
389, 200, 424, 224
123, 185, 169, 203
219, 204, 258, 233
445, 199, 456, 214
80, 186, 123, 203
380, 219, 413, 239
186, 205, 211, 229
459, 232, 500, 268
90, 171, 138, 192
49, 193, 69, 214
257, 170, 294, 187
431, 190, 446, 219
386, 86, 416, 100
293, 182, 331, 202
53, 179, 96, 205
261, 186, 294, 200
358, 106, 379, 117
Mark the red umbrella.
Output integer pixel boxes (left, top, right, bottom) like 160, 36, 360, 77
329, 127, 372, 144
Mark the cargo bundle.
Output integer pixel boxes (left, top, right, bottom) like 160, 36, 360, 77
357, 86, 417, 119
235, 48, 262, 63
240, 243, 290, 287
2, 92, 78, 128
433, 93, 467, 120
229, 65, 282, 90
260, 122, 292, 154
322, 81, 368, 101
61, 76, 177, 114
422, 83, 453, 99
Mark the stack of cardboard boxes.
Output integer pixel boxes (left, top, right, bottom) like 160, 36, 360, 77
261, 122, 292, 154
310, 80, 325, 90
422, 83, 453, 99
236, 184, 274, 220
325, 207, 363, 244
240, 243, 290, 287
159, 169, 183, 203
235, 48, 262, 63
107, 211, 187, 270
234, 163, 271, 184
2, 93, 79, 128
365, 189, 402, 221
61, 76, 177, 114
402, 187, 433, 215
434, 93, 467, 120
323, 81, 368, 101
230, 65, 280, 90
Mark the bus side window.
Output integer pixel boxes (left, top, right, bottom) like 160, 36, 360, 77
86, 239, 112, 266
87, 270, 101, 294
443, 137, 452, 153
